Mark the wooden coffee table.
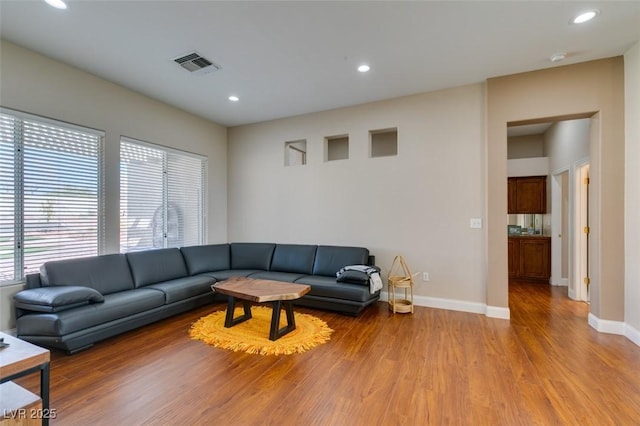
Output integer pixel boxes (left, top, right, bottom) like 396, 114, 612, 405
0, 332, 51, 425
212, 277, 310, 341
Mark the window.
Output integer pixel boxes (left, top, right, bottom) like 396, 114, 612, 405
120, 137, 206, 252
0, 108, 103, 284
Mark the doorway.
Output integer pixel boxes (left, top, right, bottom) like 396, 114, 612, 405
507, 116, 592, 311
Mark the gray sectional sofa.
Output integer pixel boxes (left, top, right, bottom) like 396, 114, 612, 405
14, 243, 379, 354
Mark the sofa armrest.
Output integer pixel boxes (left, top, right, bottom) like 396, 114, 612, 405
14, 286, 104, 313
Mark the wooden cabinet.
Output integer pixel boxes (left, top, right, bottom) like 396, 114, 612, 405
508, 238, 519, 279
508, 176, 547, 213
508, 236, 550, 281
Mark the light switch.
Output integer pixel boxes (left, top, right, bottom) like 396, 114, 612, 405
470, 218, 482, 229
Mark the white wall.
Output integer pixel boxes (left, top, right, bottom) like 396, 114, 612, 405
228, 84, 488, 307
507, 134, 544, 159
625, 41, 640, 344
0, 40, 228, 330
507, 157, 549, 177
544, 119, 590, 174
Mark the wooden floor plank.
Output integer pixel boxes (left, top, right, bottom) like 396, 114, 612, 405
13, 281, 640, 425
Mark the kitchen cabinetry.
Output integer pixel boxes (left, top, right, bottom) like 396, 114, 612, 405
508, 176, 547, 213
508, 236, 551, 281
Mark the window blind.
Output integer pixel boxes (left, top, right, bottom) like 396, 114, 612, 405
0, 109, 103, 284
120, 137, 206, 252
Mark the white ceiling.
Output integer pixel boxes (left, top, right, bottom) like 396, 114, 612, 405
1, 1, 639, 127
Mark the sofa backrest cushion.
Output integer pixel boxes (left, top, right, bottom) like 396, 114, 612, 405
312, 245, 370, 277
270, 244, 317, 274
180, 244, 230, 275
40, 254, 134, 295
230, 243, 276, 271
126, 248, 188, 287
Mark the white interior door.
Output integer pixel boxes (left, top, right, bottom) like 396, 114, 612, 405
574, 162, 590, 302
551, 171, 569, 287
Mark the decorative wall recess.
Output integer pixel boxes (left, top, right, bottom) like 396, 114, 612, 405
325, 135, 349, 161
285, 140, 307, 166
370, 128, 398, 157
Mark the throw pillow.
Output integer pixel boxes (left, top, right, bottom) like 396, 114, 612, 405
336, 270, 371, 286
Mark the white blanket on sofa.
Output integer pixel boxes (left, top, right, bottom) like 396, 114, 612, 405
337, 265, 383, 294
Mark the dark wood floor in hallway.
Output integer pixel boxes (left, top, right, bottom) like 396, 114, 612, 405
15, 281, 640, 425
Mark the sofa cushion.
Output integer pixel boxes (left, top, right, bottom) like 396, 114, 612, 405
294, 275, 376, 302
146, 275, 216, 304
16, 288, 165, 336
270, 244, 317, 274
180, 244, 230, 275
312, 246, 370, 277
126, 248, 188, 287
40, 254, 135, 295
201, 270, 263, 281
247, 271, 307, 283
14, 286, 104, 313
230, 243, 276, 270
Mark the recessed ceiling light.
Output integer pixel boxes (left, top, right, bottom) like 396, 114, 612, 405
44, 0, 67, 9
228, 96, 239, 102
357, 64, 370, 73
550, 52, 567, 63
572, 9, 599, 24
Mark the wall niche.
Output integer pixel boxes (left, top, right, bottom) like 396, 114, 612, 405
370, 128, 398, 157
325, 135, 349, 161
284, 139, 307, 166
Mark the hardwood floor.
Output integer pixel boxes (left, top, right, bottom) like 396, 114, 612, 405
15, 282, 640, 425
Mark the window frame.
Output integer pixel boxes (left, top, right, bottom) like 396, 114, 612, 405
119, 136, 207, 253
0, 107, 105, 286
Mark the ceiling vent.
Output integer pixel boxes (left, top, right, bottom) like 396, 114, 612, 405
173, 52, 221, 75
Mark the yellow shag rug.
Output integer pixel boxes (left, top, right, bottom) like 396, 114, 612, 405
189, 306, 333, 356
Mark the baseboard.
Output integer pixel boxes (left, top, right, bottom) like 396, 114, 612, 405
1, 328, 16, 336
588, 314, 640, 347
550, 277, 568, 287
485, 305, 511, 320
624, 323, 640, 347
588, 313, 625, 335
380, 292, 510, 320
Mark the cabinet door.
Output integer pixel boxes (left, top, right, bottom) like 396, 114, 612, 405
507, 178, 517, 214
519, 238, 550, 280
514, 176, 547, 213
508, 238, 519, 278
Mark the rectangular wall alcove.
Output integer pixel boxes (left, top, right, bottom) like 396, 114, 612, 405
370, 128, 398, 157
325, 135, 349, 161
285, 140, 307, 166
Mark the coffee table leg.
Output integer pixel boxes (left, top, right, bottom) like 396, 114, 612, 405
224, 296, 252, 328
42, 362, 50, 426
269, 300, 296, 341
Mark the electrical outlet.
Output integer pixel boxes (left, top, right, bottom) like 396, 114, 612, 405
422, 272, 430, 281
